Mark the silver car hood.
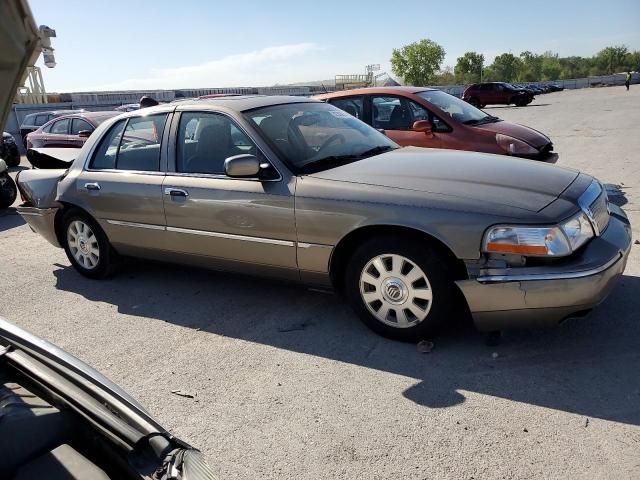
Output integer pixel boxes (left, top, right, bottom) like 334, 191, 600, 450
0, 0, 40, 130
309, 147, 579, 213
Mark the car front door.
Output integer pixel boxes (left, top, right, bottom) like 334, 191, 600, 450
369, 95, 442, 148
74, 114, 170, 253
45, 118, 72, 147
162, 110, 297, 278
70, 118, 94, 147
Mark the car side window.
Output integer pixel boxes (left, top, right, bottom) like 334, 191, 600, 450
51, 118, 69, 134
176, 112, 258, 175
116, 114, 167, 171
71, 118, 93, 135
372, 96, 412, 130
42, 123, 52, 133
89, 114, 167, 171
35, 114, 49, 126
90, 120, 125, 169
329, 97, 364, 120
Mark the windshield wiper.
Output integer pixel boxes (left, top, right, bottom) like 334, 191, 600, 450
355, 145, 396, 158
463, 115, 501, 126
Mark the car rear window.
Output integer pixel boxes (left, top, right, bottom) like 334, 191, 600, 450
35, 114, 50, 126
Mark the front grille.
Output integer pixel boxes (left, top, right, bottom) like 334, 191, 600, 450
589, 192, 609, 234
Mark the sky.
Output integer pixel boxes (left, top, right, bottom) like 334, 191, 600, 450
29, 0, 640, 92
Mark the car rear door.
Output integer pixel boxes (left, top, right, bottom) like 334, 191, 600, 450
161, 110, 297, 278
73, 113, 170, 253
369, 95, 442, 148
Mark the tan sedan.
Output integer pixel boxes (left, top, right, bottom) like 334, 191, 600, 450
17, 97, 632, 341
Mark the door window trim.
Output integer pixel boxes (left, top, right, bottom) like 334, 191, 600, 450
166, 110, 282, 183
84, 112, 173, 174
368, 94, 452, 133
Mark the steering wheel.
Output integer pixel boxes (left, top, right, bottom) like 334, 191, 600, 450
317, 133, 346, 153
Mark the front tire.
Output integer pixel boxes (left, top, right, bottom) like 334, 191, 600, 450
0, 172, 17, 209
62, 210, 116, 279
344, 236, 457, 342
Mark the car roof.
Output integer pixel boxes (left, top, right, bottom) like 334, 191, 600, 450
313, 86, 436, 100
136, 95, 319, 114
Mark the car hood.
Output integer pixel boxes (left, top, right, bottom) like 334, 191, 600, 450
475, 120, 550, 148
0, 1, 40, 131
308, 147, 578, 213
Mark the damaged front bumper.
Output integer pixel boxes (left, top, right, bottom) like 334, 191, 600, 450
16, 205, 60, 247
456, 205, 632, 331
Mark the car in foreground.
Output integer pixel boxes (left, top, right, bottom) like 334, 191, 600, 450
314, 87, 556, 161
1, 131, 20, 167
15, 96, 632, 341
463, 82, 534, 107
0, 317, 217, 479
25, 111, 119, 150
19, 109, 86, 148
2, 1, 216, 476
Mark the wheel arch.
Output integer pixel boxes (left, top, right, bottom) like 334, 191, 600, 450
54, 202, 102, 247
329, 224, 469, 293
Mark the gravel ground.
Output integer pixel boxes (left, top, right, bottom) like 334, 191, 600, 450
1, 86, 639, 480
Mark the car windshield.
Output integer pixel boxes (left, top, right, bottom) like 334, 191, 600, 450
245, 102, 398, 174
416, 90, 499, 126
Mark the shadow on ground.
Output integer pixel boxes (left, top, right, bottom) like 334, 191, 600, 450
0, 209, 25, 232
485, 103, 551, 109
51, 257, 640, 426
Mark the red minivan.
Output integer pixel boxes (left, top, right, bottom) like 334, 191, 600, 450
315, 87, 556, 161
26, 111, 119, 149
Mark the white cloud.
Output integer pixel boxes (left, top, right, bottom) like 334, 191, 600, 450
93, 43, 327, 90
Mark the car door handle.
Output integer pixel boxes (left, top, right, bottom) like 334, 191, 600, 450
85, 182, 100, 191
164, 187, 189, 197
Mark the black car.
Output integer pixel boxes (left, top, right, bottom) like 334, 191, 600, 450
1, 131, 20, 167
19, 109, 85, 148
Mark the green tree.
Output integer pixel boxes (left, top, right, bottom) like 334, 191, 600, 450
390, 39, 446, 86
485, 53, 522, 82
454, 51, 484, 84
432, 66, 456, 85
595, 45, 629, 74
518, 51, 543, 81
540, 51, 562, 80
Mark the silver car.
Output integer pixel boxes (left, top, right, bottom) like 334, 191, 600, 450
17, 96, 632, 341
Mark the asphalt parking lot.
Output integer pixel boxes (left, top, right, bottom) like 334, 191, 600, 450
1, 86, 639, 479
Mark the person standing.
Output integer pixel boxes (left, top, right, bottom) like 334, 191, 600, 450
625, 71, 631, 91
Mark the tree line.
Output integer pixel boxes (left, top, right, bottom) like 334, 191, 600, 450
390, 39, 640, 86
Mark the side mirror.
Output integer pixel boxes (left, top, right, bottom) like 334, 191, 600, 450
224, 154, 261, 178
78, 130, 93, 138
412, 120, 433, 135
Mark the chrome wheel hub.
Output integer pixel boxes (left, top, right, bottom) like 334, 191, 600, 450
359, 253, 433, 329
67, 220, 100, 270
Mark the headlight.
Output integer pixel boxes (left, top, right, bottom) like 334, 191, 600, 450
483, 212, 595, 257
484, 225, 571, 256
560, 211, 594, 251
496, 134, 538, 155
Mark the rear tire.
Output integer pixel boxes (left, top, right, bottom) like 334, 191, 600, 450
514, 97, 528, 107
62, 209, 116, 279
0, 172, 17, 209
344, 235, 457, 342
